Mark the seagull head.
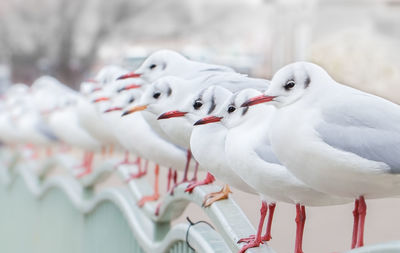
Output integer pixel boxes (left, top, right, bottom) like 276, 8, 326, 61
242, 62, 331, 109
118, 50, 187, 83
92, 96, 110, 103
215, 88, 268, 129
139, 76, 191, 117
95, 65, 128, 84
117, 83, 142, 93
175, 85, 231, 125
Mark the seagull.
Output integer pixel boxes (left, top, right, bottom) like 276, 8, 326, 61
159, 85, 258, 207
75, 66, 131, 171
0, 84, 31, 148
98, 79, 144, 168
122, 76, 205, 189
47, 88, 102, 177
14, 91, 59, 154
103, 87, 196, 209
155, 73, 269, 190
241, 61, 400, 250
117, 49, 234, 83
200, 88, 351, 253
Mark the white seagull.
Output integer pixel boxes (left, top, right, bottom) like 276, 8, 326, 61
158, 85, 258, 207
103, 88, 196, 210
202, 88, 350, 253
117, 49, 234, 83
241, 61, 400, 249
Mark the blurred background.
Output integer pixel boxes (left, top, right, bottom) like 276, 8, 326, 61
1, 0, 400, 252
1, 0, 400, 100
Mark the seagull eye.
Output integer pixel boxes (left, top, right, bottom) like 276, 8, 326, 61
284, 80, 296, 90
153, 92, 161, 99
228, 106, 236, 113
149, 64, 157, 70
193, 100, 203, 110
128, 97, 135, 104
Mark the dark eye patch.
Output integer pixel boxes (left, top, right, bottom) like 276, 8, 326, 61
128, 97, 135, 104
241, 106, 249, 116
149, 64, 156, 70
304, 76, 310, 88
193, 100, 203, 110
227, 105, 236, 113
207, 95, 216, 114
153, 92, 161, 99
284, 80, 295, 90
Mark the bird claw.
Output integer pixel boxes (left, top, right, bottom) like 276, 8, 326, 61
137, 193, 160, 207
238, 238, 264, 253
74, 166, 92, 178
262, 234, 272, 241
185, 181, 202, 193
237, 235, 256, 244
202, 184, 231, 207
155, 202, 162, 216
185, 173, 216, 193
124, 171, 147, 183
238, 233, 271, 244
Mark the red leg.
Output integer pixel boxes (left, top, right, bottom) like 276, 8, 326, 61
262, 203, 276, 241
115, 152, 136, 169
182, 150, 191, 182
356, 196, 367, 248
167, 168, 172, 191
101, 146, 106, 158
294, 204, 305, 253
173, 170, 177, 184
238, 201, 267, 253
138, 164, 160, 207
155, 202, 162, 216
46, 148, 52, 157
76, 152, 94, 178
108, 145, 114, 156
189, 161, 199, 182
185, 172, 215, 193
167, 170, 179, 196
351, 199, 360, 249
123, 151, 130, 163
299, 205, 306, 252
168, 151, 200, 195
29, 144, 39, 159
125, 157, 148, 182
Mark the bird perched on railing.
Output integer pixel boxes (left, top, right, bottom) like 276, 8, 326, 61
101, 83, 197, 210
196, 88, 351, 253
241, 61, 400, 251
158, 85, 257, 206
117, 49, 235, 83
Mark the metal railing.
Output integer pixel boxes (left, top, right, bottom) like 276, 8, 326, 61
1, 148, 400, 253
0, 148, 274, 253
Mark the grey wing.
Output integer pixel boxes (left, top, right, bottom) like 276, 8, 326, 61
316, 94, 400, 173
205, 72, 269, 92
254, 140, 282, 165
36, 121, 59, 141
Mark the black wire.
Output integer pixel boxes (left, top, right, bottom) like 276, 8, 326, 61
185, 216, 215, 252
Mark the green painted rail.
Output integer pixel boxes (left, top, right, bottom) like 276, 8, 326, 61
0, 148, 274, 253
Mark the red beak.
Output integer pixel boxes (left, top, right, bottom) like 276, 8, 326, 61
158, 110, 187, 120
103, 107, 123, 113
117, 84, 141, 92
86, 78, 98, 83
92, 87, 102, 92
117, 72, 141, 80
241, 95, 276, 107
92, 97, 110, 103
194, 116, 223, 126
